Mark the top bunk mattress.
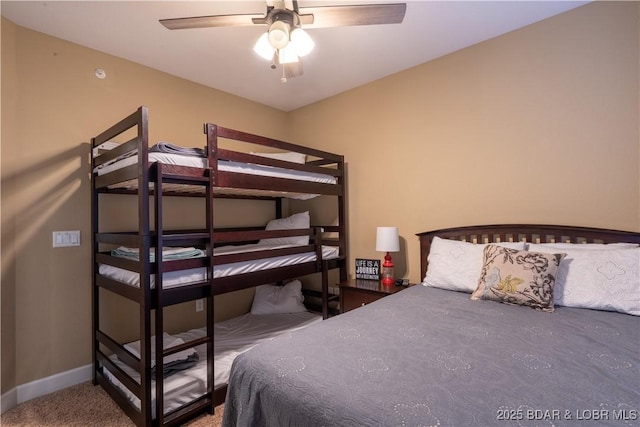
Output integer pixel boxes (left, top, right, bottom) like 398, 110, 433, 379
94, 151, 337, 200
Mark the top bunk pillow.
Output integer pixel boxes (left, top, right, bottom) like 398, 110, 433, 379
250, 280, 307, 315
528, 243, 640, 316
250, 151, 306, 164
259, 211, 310, 246
423, 236, 527, 293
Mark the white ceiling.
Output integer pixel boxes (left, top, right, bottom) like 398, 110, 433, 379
1, 0, 588, 111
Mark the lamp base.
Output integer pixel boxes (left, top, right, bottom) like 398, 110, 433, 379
381, 252, 394, 286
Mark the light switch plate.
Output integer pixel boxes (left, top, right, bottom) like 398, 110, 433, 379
53, 231, 81, 247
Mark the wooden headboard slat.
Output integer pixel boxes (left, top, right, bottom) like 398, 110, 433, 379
416, 224, 640, 282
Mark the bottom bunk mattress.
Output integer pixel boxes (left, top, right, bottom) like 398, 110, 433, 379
102, 311, 321, 416
223, 286, 640, 427
214, 311, 322, 388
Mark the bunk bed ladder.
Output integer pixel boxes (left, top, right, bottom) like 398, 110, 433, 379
137, 107, 154, 427
152, 161, 215, 426
205, 131, 215, 418
153, 163, 166, 425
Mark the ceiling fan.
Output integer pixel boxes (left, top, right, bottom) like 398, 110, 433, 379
160, 0, 406, 82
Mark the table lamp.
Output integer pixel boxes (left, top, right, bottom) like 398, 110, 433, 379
376, 226, 399, 286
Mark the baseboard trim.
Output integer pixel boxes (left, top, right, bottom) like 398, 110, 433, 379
1, 364, 92, 414
1, 388, 17, 414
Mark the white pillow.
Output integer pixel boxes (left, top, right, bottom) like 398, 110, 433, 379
535, 242, 638, 250
250, 280, 307, 315
259, 211, 310, 246
250, 151, 306, 164
528, 244, 639, 316
423, 237, 527, 293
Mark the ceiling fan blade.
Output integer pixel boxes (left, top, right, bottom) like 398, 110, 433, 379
160, 13, 265, 30
298, 14, 315, 25
299, 3, 406, 29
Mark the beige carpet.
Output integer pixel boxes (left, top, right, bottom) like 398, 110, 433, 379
1, 382, 223, 427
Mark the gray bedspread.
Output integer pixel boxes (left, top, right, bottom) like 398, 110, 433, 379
222, 286, 640, 426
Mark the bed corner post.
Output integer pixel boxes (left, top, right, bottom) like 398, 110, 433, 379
321, 259, 329, 320
338, 155, 348, 283
90, 135, 99, 387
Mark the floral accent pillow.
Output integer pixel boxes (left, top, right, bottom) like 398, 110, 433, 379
471, 245, 566, 312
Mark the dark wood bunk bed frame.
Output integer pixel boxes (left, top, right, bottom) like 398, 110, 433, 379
91, 106, 347, 427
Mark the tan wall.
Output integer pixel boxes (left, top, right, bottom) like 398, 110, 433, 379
1, 16, 19, 395
2, 0, 639, 396
289, 1, 640, 283
0, 19, 290, 391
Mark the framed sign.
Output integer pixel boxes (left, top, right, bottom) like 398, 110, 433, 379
355, 258, 380, 280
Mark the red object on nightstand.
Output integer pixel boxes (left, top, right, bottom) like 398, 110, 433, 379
381, 252, 394, 285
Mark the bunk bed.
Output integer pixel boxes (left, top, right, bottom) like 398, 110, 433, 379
222, 224, 640, 426
90, 106, 347, 427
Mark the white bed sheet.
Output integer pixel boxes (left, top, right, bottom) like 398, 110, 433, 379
102, 312, 322, 416
95, 152, 336, 185
103, 327, 208, 417
99, 243, 339, 289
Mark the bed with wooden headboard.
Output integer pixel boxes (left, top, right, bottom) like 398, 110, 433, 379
222, 224, 640, 427
418, 223, 640, 281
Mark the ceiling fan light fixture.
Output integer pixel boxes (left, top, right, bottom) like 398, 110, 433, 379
160, 1, 408, 81
290, 28, 314, 57
268, 20, 290, 49
253, 32, 275, 60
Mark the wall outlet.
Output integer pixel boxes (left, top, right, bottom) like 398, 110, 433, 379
52, 231, 80, 247
195, 299, 204, 312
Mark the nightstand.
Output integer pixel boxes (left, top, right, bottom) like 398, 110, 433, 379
339, 279, 416, 313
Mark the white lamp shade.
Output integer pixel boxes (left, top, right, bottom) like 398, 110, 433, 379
290, 28, 314, 57
376, 227, 399, 252
254, 32, 275, 60
268, 20, 290, 50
